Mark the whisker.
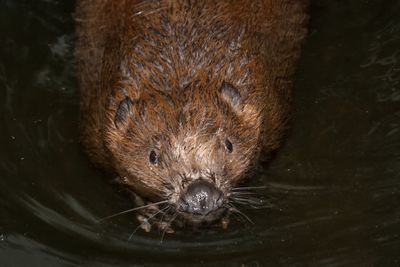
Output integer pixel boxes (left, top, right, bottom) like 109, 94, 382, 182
226, 204, 246, 224
161, 213, 178, 243
230, 210, 246, 224
230, 191, 258, 196
230, 196, 275, 210
128, 206, 170, 241
230, 197, 263, 205
98, 200, 169, 222
231, 186, 267, 191
232, 202, 265, 209
229, 205, 254, 225
158, 206, 173, 233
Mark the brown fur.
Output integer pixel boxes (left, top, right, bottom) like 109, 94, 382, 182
75, 0, 308, 225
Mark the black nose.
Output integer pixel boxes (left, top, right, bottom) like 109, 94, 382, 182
179, 179, 224, 215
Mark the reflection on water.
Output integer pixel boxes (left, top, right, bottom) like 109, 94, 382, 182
0, 0, 399, 266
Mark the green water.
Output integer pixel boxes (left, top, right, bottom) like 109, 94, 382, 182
1, 1, 399, 266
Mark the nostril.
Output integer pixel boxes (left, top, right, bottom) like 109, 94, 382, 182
215, 194, 224, 208
179, 179, 224, 215
179, 198, 189, 212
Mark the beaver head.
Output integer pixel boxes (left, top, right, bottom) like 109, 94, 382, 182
104, 79, 264, 224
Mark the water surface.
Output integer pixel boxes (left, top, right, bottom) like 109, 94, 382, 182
0, 1, 399, 266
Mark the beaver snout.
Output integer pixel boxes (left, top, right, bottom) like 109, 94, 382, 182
179, 179, 224, 216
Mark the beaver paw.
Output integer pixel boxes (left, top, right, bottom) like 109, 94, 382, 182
135, 207, 176, 234
136, 214, 152, 232
221, 215, 230, 230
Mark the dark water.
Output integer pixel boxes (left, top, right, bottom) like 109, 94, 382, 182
1, 1, 399, 266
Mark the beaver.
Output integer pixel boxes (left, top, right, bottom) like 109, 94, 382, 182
75, 0, 308, 231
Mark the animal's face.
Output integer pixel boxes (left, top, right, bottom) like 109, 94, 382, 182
104, 81, 263, 223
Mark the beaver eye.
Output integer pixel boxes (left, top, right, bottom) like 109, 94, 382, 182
225, 139, 233, 153
149, 150, 159, 164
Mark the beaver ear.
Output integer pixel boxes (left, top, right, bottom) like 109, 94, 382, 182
219, 81, 242, 108
114, 96, 134, 129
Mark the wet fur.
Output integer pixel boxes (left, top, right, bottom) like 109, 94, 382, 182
75, 0, 308, 226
